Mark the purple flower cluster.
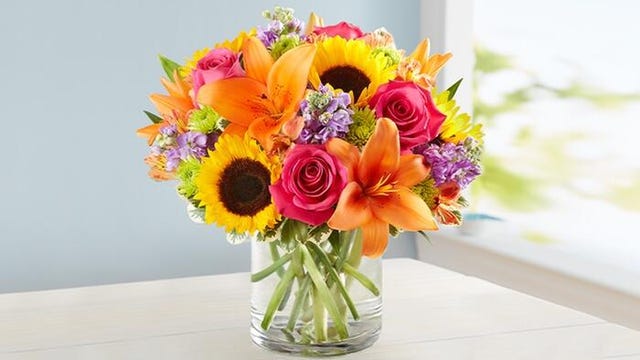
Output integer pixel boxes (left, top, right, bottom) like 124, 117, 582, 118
298, 85, 354, 145
257, 18, 304, 48
414, 141, 481, 188
152, 125, 216, 171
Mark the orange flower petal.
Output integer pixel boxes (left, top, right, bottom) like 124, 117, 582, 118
136, 122, 165, 145
393, 154, 430, 187
328, 182, 372, 230
247, 114, 287, 151
370, 187, 438, 231
326, 138, 360, 182
197, 77, 272, 128
161, 70, 192, 99
223, 122, 248, 137
361, 218, 389, 258
149, 94, 192, 117
267, 44, 316, 112
411, 39, 430, 64
358, 118, 400, 187
423, 53, 452, 76
243, 37, 274, 84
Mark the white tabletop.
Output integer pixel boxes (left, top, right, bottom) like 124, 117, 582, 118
1, 258, 639, 359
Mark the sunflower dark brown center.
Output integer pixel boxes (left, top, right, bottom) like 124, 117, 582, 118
320, 65, 370, 100
218, 158, 271, 216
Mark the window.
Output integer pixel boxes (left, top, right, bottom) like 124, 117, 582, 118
471, 0, 640, 275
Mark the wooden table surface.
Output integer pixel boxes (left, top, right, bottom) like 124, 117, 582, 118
1, 258, 639, 359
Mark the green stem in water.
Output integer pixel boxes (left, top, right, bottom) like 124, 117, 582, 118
312, 287, 327, 342
286, 276, 311, 332
343, 262, 380, 297
251, 251, 293, 282
269, 242, 285, 278
335, 230, 355, 271
306, 241, 360, 320
260, 264, 296, 331
300, 245, 349, 339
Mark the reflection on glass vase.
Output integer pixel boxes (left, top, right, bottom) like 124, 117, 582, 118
250, 229, 382, 356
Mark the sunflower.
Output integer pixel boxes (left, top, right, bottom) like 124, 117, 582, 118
194, 135, 281, 234
309, 36, 394, 106
214, 28, 256, 53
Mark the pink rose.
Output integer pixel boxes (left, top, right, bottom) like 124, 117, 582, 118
191, 48, 244, 102
270, 144, 348, 226
369, 80, 446, 151
313, 21, 364, 40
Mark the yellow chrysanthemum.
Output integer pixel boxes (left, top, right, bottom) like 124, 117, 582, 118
309, 37, 395, 106
215, 28, 256, 53
179, 47, 210, 78
434, 90, 484, 144
194, 135, 281, 234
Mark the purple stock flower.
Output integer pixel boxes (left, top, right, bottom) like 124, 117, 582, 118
164, 131, 213, 171
159, 124, 177, 137
177, 131, 208, 158
257, 21, 283, 48
298, 85, 354, 144
257, 15, 304, 48
414, 141, 481, 188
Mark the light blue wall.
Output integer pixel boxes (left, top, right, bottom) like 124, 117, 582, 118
0, 0, 421, 293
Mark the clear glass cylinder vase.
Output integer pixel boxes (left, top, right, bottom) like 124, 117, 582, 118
250, 230, 382, 356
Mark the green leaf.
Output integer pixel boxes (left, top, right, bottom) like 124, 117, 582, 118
306, 241, 360, 320
343, 263, 380, 297
260, 264, 296, 331
251, 251, 293, 282
300, 245, 349, 339
446, 78, 463, 100
158, 54, 181, 79
281, 219, 309, 244
144, 110, 163, 124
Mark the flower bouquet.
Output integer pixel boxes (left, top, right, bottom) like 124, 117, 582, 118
136, 7, 482, 356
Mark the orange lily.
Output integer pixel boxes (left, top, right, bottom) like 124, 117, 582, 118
326, 118, 438, 257
397, 38, 452, 90
197, 37, 316, 151
136, 70, 193, 145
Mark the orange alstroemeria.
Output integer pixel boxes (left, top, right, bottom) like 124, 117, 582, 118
434, 181, 463, 225
326, 118, 438, 257
197, 37, 316, 151
136, 70, 193, 145
397, 38, 452, 90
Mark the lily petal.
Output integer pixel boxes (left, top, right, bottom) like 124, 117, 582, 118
358, 118, 400, 187
326, 138, 360, 182
328, 182, 372, 230
243, 37, 274, 84
223, 122, 248, 137
394, 154, 430, 187
361, 218, 389, 258
370, 187, 438, 231
267, 44, 316, 112
197, 77, 272, 128
247, 112, 292, 151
